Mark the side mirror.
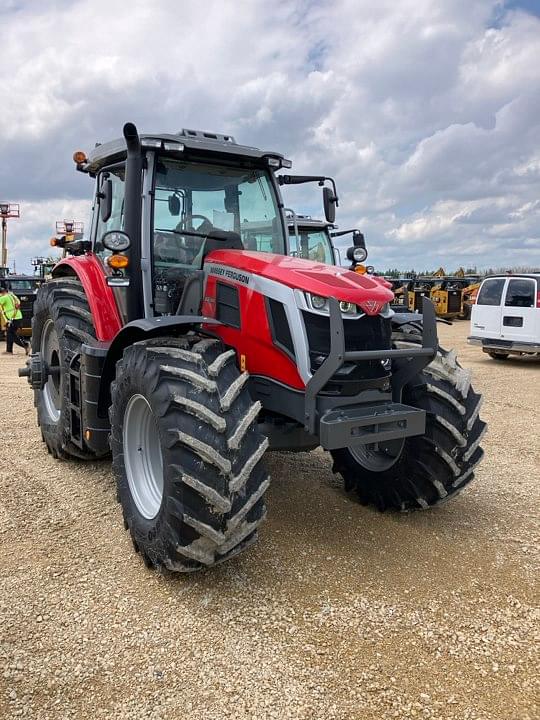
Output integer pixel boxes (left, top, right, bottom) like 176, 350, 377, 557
168, 194, 181, 216
323, 186, 336, 224
99, 179, 112, 223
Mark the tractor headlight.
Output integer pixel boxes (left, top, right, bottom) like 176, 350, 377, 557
102, 230, 131, 252
352, 246, 367, 263
339, 301, 356, 315
307, 293, 361, 316
310, 294, 328, 310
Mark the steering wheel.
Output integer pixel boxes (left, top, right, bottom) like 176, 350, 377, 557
187, 214, 213, 235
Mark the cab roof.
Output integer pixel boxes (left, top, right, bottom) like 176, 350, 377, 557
84, 129, 290, 175
286, 215, 332, 229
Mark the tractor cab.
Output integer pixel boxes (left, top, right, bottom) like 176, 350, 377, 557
72, 128, 295, 321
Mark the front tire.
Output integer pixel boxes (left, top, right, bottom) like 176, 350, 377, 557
110, 336, 270, 571
331, 323, 486, 511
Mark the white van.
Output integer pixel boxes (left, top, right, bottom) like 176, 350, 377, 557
468, 274, 540, 359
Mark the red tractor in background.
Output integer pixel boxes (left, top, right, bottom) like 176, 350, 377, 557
20, 123, 486, 572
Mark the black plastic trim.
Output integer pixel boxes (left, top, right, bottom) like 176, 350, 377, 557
216, 281, 241, 328
265, 297, 295, 360
304, 298, 437, 434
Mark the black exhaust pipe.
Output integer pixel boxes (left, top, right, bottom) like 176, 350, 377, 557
123, 122, 144, 322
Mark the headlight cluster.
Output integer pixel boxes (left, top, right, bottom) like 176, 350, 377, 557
307, 293, 360, 315
307, 294, 393, 318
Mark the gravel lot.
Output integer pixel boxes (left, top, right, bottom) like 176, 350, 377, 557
0, 322, 538, 720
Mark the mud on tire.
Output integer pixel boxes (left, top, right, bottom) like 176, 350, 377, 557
32, 277, 99, 460
331, 322, 486, 511
110, 336, 269, 571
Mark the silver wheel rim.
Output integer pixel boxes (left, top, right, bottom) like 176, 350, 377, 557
123, 394, 164, 520
349, 438, 405, 472
41, 319, 61, 423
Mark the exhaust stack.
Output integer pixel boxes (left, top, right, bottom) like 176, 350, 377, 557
123, 122, 143, 321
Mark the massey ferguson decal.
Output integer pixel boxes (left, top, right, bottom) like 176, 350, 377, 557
205, 264, 251, 285
359, 299, 385, 316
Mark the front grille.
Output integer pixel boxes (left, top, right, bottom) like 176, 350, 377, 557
302, 311, 391, 355
302, 311, 392, 394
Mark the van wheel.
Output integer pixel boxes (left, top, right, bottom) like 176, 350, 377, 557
487, 352, 509, 360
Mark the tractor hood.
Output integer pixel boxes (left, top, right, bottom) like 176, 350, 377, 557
204, 250, 394, 315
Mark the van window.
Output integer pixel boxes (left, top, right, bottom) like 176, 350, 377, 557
477, 278, 506, 306
505, 278, 535, 308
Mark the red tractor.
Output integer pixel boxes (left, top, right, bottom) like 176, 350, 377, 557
20, 123, 486, 572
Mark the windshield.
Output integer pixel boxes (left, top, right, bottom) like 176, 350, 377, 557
153, 158, 285, 269
288, 227, 333, 264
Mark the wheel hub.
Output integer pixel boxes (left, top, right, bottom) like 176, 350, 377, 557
34, 319, 63, 424
123, 394, 164, 520
19, 352, 52, 390
349, 437, 405, 472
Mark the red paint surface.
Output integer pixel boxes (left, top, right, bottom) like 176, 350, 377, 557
53, 255, 123, 341
202, 276, 305, 389
206, 250, 394, 313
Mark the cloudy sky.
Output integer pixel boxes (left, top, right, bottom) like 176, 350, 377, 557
1, 0, 539, 273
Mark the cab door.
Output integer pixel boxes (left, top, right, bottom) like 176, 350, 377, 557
471, 277, 507, 339
500, 277, 537, 344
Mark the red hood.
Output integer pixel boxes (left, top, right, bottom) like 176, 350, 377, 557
205, 250, 394, 315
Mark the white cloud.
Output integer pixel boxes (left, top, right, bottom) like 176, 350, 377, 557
0, 0, 539, 272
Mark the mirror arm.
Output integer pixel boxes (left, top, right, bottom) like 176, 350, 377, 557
278, 175, 339, 205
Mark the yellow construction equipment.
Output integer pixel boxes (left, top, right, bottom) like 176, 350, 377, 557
407, 275, 463, 319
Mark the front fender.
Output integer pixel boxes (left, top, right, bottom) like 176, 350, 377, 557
53, 255, 123, 341
96, 316, 220, 415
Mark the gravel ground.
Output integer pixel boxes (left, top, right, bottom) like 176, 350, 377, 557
0, 322, 538, 720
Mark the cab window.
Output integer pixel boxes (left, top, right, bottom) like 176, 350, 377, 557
504, 278, 535, 308
8, 280, 34, 293
94, 166, 125, 259
289, 229, 333, 264
477, 279, 506, 306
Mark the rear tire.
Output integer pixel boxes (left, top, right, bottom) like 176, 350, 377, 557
110, 336, 269, 571
32, 278, 99, 460
331, 322, 486, 511
487, 351, 509, 360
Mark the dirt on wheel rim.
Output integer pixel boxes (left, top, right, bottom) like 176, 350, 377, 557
0, 321, 538, 720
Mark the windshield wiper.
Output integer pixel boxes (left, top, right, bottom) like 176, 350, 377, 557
155, 228, 209, 239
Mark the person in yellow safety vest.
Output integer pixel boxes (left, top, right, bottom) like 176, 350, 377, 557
0, 284, 30, 355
